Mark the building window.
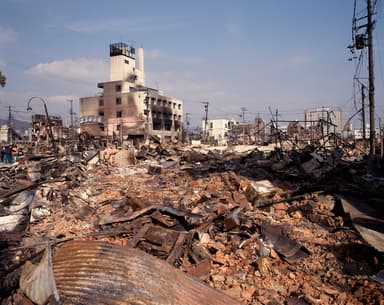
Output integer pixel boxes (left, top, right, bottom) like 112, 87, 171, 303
116, 84, 122, 92
99, 111, 104, 116
210, 122, 213, 129
124, 60, 129, 64
99, 99, 104, 106
116, 97, 122, 105
178, 104, 181, 110
116, 124, 121, 131
100, 125, 105, 131
173, 103, 176, 109
116, 111, 122, 118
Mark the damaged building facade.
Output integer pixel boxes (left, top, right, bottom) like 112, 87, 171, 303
30, 114, 63, 143
80, 42, 183, 143
203, 117, 267, 145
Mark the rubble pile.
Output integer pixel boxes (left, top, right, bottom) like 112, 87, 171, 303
0, 143, 383, 305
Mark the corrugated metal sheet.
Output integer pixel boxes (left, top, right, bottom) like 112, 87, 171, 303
53, 240, 244, 305
340, 196, 384, 252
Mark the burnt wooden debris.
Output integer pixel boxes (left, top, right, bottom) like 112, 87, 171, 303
1, 141, 384, 305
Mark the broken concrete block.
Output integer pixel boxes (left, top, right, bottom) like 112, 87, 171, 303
244, 180, 277, 203
114, 148, 136, 166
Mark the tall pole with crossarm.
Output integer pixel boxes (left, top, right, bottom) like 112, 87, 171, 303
367, 0, 376, 156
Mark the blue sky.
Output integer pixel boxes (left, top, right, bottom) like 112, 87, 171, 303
0, 0, 383, 128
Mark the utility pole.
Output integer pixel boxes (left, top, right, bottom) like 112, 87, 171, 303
275, 108, 279, 146
68, 99, 75, 142
379, 117, 383, 159
362, 84, 366, 145
367, 0, 376, 156
8, 106, 12, 145
349, 0, 377, 157
202, 102, 209, 142
144, 92, 149, 142
185, 112, 191, 144
241, 107, 247, 144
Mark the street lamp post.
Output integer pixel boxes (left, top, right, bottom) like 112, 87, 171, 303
27, 96, 57, 153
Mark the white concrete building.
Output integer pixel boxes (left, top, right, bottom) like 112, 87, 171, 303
353, 126, 380, 140
202, 118, 237, 145
80, 42, 183, 142
304, 107, 343, 134
0, 125, 10, 143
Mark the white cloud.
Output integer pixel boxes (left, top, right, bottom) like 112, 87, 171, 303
145, 49, 204, 64
25, 58, 108, 84
225, 23, 241, 35
225, 22, 247, 40
145, 49, 162, 60
291, 54, 311, 65
146, 71, 225, 101
47, 95, 79, 105
0, 26, 17, 44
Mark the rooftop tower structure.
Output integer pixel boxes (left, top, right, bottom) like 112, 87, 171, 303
109, 42, 145, 86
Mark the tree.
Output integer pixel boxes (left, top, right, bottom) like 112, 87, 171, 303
0, 71, 6, 87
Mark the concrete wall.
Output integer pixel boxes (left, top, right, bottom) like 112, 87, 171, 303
80, 96, 99, 117
204, 119, 233, 144
0, 125, 9, 143
110, 55, 136, 82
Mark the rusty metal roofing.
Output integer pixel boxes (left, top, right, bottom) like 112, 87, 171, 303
340, 196, 384, 252
53, 240, 244, 305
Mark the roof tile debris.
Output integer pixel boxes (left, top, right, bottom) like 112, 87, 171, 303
1, 140, 384, 304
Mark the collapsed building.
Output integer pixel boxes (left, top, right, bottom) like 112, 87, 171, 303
30, 114, 63, 143
1, 140, 383, 305
80, 42, 183, 143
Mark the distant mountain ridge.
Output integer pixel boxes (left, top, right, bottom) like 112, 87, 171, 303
0, 118, 30, 131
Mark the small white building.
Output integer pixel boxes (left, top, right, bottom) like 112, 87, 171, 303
202, 118, 237, 145
0, 125, 10, 143
353, 126, 380, 140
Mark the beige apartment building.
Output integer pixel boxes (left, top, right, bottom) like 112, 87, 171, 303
80, 42, 183, 142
